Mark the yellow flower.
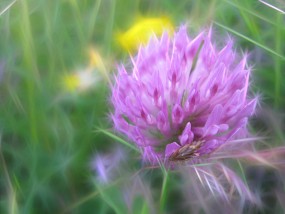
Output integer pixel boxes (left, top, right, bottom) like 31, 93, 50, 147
89, 47, 106, 71
62, 48, 110, 93
88, 47, 111, 84
117, 17, 174, 52
63, 74, 80, 91
63, 69, 100, 92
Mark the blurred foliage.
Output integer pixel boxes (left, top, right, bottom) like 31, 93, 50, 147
0, 0, 284, 213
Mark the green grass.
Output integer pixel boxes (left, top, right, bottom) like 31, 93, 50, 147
0, 0, 284, 213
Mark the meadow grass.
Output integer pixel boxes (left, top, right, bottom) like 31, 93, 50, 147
0, 0, 284, 213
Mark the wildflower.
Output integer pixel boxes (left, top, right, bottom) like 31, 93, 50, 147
91, 147, 125, 184
63, 68, 99, 92
89, 47, 111, 84
89, 47, 106, 72
90, 148, 156, 213
111, 26, 257, 165
117, 17, 174, 52
62, 48, 107, 92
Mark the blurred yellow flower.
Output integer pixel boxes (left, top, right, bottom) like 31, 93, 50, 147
64, 74, 80, 91
89, 48, 106, 71
88, 47, 111, 84
63, 69, 100, 92
117, 17, 174, 52
62, 48, 110, 93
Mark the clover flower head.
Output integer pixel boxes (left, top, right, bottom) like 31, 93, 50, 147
111, 26, 257, 165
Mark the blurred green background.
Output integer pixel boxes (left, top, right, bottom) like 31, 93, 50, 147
0, 0, 284, 213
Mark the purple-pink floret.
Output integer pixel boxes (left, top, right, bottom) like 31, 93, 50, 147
111, 26, 257, 165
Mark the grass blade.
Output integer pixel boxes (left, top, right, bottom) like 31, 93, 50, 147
159, 163, 169, 213
214, 21, 285, 60
96, 128, 140, 152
